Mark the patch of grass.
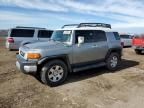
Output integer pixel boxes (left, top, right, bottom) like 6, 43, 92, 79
0, 37, 6, 48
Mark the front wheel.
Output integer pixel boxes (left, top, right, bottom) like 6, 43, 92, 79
40, 60, 68, 87
106, 53, 120, 71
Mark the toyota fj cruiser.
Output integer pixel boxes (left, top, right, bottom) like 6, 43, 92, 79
16, 23, 122, 86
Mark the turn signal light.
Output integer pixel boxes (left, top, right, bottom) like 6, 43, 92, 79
27, 53, 41, 59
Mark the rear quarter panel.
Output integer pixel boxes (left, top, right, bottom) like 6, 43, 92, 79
106, 32, 122, 49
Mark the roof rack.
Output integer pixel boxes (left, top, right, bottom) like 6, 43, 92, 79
78, 23, 111, 29
61, 23, 112, 29
16, 26, 46, 29
61, 24, 79, 28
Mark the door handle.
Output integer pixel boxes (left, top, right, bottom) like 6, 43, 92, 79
92, 45, 98, 48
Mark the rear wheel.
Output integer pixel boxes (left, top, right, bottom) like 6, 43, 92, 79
135, 49, 142, 54
40, 60, 68, 87
106, 53, 120, 71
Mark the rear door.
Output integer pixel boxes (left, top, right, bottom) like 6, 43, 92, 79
9, 29, 35, 49
38, 30, 53, 41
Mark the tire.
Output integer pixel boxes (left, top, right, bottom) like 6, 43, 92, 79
106, 53, 120, 71
135, 49, 142, 55
40, 60, 68, 87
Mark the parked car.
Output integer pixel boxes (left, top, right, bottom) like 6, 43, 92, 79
120, 34, 133, 47
16, 23, 122, 86
133, 35, 144, 54
6, 26, 53, 50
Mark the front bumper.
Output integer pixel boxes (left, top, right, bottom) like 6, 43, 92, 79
16, 55, 37, 74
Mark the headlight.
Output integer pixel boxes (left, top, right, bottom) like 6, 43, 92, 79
27, 53, 41, 59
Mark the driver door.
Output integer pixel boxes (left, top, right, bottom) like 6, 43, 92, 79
72, 30, 108, 65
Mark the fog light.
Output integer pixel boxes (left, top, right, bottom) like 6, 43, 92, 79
24, 66, 37, 72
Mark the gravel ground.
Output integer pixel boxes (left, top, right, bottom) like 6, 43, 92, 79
0, 39, 144, 108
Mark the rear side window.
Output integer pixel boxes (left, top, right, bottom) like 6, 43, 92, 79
120, 35, 130, 39
113, 32, 120, 40
38, 30, 53, 38
11, 29, 34, 37
75, 30, 106, 43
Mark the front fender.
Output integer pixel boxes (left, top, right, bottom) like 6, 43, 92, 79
38, 55, 72, 72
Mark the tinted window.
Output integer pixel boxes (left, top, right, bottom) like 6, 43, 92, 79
75, 30, 106, 43
113, 32, 120, 40
120, 35, 130, 39
11, 29, 34, 37
94, 30, 107, 42
38, 30, 53, 38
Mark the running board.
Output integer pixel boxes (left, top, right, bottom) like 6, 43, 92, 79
73, 62, 106, 72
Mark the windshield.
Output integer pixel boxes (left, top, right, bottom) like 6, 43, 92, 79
51, 30, 72, 43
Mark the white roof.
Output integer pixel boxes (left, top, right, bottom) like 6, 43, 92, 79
11, 27, 53, 31
56, 27, 116, 32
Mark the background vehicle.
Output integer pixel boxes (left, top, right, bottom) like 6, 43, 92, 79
16, 23, 122, 86
133, 35, 144, 54
6, 26, 53, 50
120, 34, 133, 47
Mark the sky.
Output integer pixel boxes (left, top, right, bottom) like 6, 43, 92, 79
0, 0, 144, 34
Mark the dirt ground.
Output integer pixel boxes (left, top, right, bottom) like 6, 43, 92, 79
0, 38, 144, 108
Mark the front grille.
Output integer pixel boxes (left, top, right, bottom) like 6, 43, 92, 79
20, 50, 25, 57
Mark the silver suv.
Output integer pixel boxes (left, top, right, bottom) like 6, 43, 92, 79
6, 26, 53, 50
16, 23, 122, 86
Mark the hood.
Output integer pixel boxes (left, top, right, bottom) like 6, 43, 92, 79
21, 40, 45, 46
24, 40, 68, 49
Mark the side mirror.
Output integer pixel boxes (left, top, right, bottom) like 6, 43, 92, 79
78, 36, 84, 46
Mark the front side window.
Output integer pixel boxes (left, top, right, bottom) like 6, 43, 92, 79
11, 29, 34, 37
94, 30, 107, 42
38, 30, 53, 38
75, 30, 106, 43
75, 30, 95, 43
51, 30, 72, 43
